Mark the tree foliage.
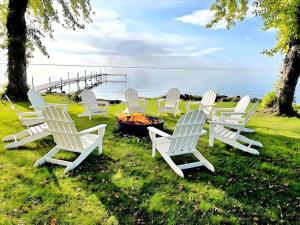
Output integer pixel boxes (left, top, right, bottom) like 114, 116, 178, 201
0, 0, 92, 58
208, 0, 300, 56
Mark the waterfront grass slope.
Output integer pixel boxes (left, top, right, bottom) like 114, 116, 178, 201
0, 95, 299, 224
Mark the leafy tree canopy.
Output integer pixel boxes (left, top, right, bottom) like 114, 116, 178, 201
207, 0, 300, 55
0, 0, 92, 57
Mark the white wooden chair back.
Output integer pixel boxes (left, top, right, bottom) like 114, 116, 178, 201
243, 101, 259, 124
165, 88, 180, 107
201, 90, 217, 115
169, 110, 207, 156
28, 89, 46, 111
125, 88, 140, 107
43, 106, 83, 152
233, 95, 251, 118
79, 90, 98, 109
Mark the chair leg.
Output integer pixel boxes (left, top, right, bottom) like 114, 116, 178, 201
64, 147, 95, 173
227, 139, 259, 155
4, 131, 49, 149
159, 150, 184, 178
152, 142, 156, 157
34, 147, 60, 167
242, 127, 255, 133
193, 151, 215, 172
98, 140, 102, 155
78, 111, 86, 117
238, 135, 263, 147
3, 129, 30, 142
209, 126, 215, 147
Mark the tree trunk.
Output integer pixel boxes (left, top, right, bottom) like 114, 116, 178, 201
274, 41, 300, 116
4, 0, 29, 101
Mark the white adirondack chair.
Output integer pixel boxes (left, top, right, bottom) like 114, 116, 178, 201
4, 95, 44, 127
208, 102, 263, 155
186, 90, 217, 117
34, 106, 106, 174
27, 89, 68, 112
212, 95, 253, 133
148, 110, 215, 178
157, 88, 181, 117
216, 101, 259, 133
78, 90, 109, 120
124, 88, 147, 115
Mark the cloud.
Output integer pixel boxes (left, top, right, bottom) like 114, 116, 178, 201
175, 5, 256, 29
245, 36, 251, 41
155, 47, 223, 57
43, 8, 222, 64
175, 10, 227, 29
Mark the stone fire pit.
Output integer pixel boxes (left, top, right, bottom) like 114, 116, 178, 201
116, 113, 164, 137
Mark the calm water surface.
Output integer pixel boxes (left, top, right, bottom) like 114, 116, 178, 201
0, 65, 299, 102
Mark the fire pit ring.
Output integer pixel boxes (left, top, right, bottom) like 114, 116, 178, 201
116, 113, 164, 137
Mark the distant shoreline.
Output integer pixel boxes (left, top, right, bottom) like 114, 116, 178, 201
44, 91, 261, 103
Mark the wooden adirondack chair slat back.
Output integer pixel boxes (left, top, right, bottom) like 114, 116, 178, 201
165, 88, 180, 107
201, 90, 217, 115
233, 95, 251, 118
169, 110, 207, 156
28, 90, 46, 110
243, 101, 259, 124
125, 88, 140, 107
43, 106, 83, 151
80, 90, 98, 109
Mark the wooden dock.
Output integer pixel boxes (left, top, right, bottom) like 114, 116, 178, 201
32, 72, 127, 92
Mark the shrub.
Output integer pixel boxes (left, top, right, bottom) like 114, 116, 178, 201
261, 91, 277, 109
0, 82, 8, 98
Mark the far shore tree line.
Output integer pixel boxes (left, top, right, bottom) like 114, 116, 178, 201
0, 0, 299, 116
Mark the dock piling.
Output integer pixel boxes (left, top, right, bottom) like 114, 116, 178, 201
77, 73, 80, 92
68, 72, 70, 94
60, 78, 63, 92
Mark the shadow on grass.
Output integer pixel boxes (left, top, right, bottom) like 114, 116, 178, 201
6, 128, 296, 224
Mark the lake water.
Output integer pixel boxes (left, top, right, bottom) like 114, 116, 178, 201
0, 65, 299, 102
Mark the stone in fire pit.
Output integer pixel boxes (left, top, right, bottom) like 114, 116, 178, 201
116, 113, 164, 137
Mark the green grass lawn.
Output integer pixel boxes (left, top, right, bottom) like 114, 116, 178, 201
0, 94, 299, 224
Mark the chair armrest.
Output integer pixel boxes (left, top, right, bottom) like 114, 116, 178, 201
18, 111, 43, 116
140, 99, 147, 106
79, 124, 107, 135
97, 101, 109, 107
220, 112, 247, 116
148, 126, 171, 138
201, 104, 215, 107
47, 103, 68, 107
212, 107, 234, 117
215, 116, 246, 122
188, 101, 201, 105
185, 101, 199, 111
29, 106, 45, 112
22, 117, 44, 121
208, 120, 245, 127
157, 99, 165, 107
212, 108, 235, 112
200, 129, 207, 136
